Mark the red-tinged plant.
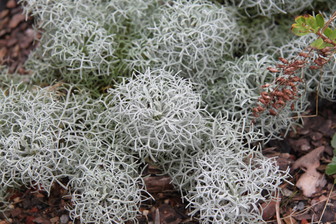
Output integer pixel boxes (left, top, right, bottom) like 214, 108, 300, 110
253, 12, 336, 117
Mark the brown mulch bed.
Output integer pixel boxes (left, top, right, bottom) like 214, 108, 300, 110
1, 1, 336, 224
0, 0, 37, 74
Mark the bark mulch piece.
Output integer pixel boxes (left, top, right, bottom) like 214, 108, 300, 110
0, 0, 39, 74
0, 182, 77, 224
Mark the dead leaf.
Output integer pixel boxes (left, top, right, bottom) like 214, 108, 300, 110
292, 146, 325, 171
296, 168, 326, 197
292, 146, 327, 197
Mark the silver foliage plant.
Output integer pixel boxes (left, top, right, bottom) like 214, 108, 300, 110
0, 83, 148, 220
68, 150, 146, 224
0, 84, 110, 193
157, 113, 266, 194
0, 84, 75, 193
129, 0, 242, 82
241, 15, 294, 55
106, 68, 209, 161
184, 115, 287, 223
2, 0, 335, 223
106, 69, 287, 223
20, 0, 158, 88
187, 147, 286, 223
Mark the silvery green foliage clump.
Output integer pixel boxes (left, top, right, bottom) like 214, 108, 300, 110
156, 149, 202, 193
68, 148, 146, 224
21, 0, 115, 82
106, 69, 209, 161
4, 0, 336, 223
20, 0, 158, 89
202, 54, 309, 140
0, 84, 76, 193
241, 15, 294, 55
218, 0, 313, 17
158, 113, 266, 194
130, 0, 242, 82
274, 34, 316, 59
0, 84, 116, 194
186, 116, 286, 223
0, 83, 148, 221
187, 147, 285, 223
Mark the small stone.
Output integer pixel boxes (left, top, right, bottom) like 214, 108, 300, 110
296, 201, 305, 210
33, 216, 51, 224
60, 214, 69, 224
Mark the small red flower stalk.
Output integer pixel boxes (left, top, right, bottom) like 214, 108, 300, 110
253, 12, 336, 117
252, 58, 304, 117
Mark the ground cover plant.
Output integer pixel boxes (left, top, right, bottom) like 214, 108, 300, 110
0, 0, 336, 223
